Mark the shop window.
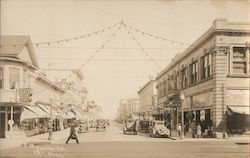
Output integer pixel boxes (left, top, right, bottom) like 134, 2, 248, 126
9, 67, 20, 89
232, 47, 249, 75
0, 67, 3, 89
181, 67, 188, 88
189, 61, 198, 84
201, 53, 212, 80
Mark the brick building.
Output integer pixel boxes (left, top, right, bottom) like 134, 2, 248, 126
156, 19, 250, 138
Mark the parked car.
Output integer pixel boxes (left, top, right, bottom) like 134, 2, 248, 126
96, 119, 106, 131
149, 120, 170, 138
78, 120, 89, 133
123, 118, 138, 135
138, 120, 150, 133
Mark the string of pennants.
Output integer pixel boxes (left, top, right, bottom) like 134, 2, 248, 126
0, 20, 189, 48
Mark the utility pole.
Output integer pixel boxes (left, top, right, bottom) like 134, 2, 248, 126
180, 92, 185, 139
48, 96, 53, 140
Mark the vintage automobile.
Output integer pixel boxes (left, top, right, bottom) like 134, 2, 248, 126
78, 120, 89, 133
123, 118, 138, 135
149, 120, 170, 137
138, 120, 150, 133
96, 119, 106, 131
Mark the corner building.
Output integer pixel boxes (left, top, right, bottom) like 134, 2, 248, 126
156, 19, 250, 138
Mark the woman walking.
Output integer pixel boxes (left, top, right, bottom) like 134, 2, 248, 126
66, 120, 79, 144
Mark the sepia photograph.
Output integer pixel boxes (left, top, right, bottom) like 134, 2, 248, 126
0, 0, 249, 157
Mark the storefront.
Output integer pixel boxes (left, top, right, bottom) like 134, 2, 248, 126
226, 106, 250, 134
0, 104, 22, 138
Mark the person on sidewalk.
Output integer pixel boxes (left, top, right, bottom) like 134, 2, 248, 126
191, 121, 196, 138
177, 123, 181, 139
66, 120, 79, 144
197, 123, 202, 138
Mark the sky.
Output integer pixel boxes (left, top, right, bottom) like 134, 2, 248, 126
1, 0, 249, 119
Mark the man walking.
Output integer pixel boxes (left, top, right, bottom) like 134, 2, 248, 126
66, 120, 79, 144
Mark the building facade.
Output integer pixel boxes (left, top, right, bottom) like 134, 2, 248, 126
156, 19, 250, 138
0, 36, 87, 138
117, 98, 139, 122
137, 79, 157, 121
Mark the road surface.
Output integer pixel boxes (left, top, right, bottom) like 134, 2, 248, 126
0, 123, 249, 158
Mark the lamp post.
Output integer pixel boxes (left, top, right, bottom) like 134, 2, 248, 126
180, 92, 185, 139
48, 95, 53, 140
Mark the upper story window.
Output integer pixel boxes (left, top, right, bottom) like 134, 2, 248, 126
0, 67, 3, 89
232, 47, 249, 75
189, 60, 198, 84
163, 80, 166, 96
9, 67, 20, 89
181, 67, 188, 88
201, 53, 212, 80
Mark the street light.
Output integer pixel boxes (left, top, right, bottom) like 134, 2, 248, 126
180, 92, 185, 139
48, 95, 53, 140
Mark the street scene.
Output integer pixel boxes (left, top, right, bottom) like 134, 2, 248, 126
1, 123, 250, 158
0, 0, 250, 158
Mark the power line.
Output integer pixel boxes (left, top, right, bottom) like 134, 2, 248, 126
34, 46, 187, 50
0, 21, 120, 47
122, 22, 162, 70
0, 21, 190, 48
33, 58, 172, 61
126, 24, 190, 46
80, 22, 123, 68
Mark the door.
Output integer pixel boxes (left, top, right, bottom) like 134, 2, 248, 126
0, 113, 6, 138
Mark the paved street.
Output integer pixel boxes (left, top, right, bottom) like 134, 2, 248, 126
1, 123, 249, 158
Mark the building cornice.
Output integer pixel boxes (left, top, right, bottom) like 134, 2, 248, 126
157, 19, 250, 80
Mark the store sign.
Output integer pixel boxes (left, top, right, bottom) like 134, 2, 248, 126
8, 119, 14, 126
18, 88, 32, 104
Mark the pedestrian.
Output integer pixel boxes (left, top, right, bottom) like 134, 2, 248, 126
191, 121, 196, 138
177, 123, 181, 138
66, 121, 79, 144
197, 123, 202, 138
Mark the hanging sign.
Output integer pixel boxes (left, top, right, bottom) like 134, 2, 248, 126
18, 88, 32, 104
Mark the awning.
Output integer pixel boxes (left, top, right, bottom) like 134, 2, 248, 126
72, 109, 82, 119
227, 106, 250, 115
36, 103, 49, 114
20, 106, 49, 122
37, 103, 60, 118
25, 105, 49, 117
66, 111, 76, 119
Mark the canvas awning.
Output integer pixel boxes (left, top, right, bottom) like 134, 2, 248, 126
20, 106, 49, 122
36, 103, 61, 118
72, 109, 82, 119
227, 106, 250, 115
67, 111, 76, 119
25, 105, 49, 117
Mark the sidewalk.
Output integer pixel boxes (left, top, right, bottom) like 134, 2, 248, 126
0, 128, 70, 150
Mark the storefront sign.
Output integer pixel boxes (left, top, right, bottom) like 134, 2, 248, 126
192, 91, 213, 108
18, 88, 32, 104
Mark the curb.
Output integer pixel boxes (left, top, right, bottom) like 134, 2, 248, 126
22, 141, 51, 147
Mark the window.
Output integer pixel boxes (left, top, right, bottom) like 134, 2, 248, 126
181, 67, 188, 88
232, 47, 249, 74
0, 67, 3, 89
174, 74, 178, 89
201, 53, 212, 79
190, 61, 198, 84
9, 67, 20, 89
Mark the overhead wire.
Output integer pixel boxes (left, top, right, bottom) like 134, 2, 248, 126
122, 22, 162, 70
